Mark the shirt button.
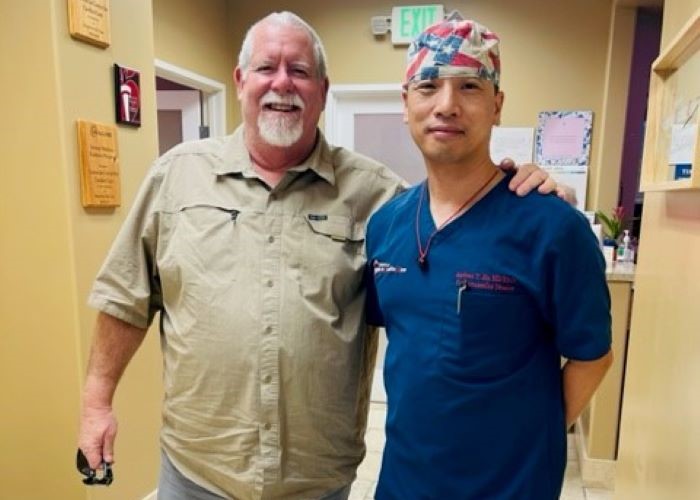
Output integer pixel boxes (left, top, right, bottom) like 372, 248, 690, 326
264, 326, 272, 335
263, 422, 271, 430
263, 375, 272, 384
268, 235, 275, 243
266, 280, 273, 287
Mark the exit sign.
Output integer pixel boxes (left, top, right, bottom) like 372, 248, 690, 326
391, 5, 444, 45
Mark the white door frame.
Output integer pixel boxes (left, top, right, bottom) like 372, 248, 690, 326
154, 59, 227, 137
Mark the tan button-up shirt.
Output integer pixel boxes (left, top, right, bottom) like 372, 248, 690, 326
89, 127, 404, 499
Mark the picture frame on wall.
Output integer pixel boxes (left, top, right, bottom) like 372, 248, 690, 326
534, 110, 593, 167
114, 64, 141, 127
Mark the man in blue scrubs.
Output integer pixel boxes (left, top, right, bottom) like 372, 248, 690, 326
365, 19, 613, 499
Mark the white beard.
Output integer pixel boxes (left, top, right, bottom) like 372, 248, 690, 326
258, 113, 303, 147
257, 91, 304, 147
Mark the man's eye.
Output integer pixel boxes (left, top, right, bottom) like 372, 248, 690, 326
462, 82, 481, 90
414, 83, 436, 93
291, 68, 310, 77
254, 65, 274, 73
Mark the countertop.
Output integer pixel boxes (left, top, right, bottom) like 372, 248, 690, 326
606, 261, 635, 283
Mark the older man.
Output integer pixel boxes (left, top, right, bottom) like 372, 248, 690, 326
79, 11, 559, 500
365, 19, 613, 499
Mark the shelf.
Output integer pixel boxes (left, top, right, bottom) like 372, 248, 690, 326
640, 8, 700, 191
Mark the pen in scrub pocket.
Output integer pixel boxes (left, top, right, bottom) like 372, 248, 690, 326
456, 282, 468, 314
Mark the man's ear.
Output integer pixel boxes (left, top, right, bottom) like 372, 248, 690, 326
493, 90, 504, 126
320, 77, 330, 110
234, 67, 244, 99
402, 88, 409, 123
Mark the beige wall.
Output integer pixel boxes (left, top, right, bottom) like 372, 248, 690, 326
152, 0, 237, 133
0, 3, 84, 499
2, 1, 162, 498
615, 1, 700, 498
592, 6, 637, 212
227, 0, 620, 210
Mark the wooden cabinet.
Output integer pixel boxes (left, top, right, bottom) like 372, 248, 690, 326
575, 266, 634, 487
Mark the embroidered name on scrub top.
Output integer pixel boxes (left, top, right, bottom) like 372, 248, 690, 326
455, 271, 520, 314
373, 260, 407, 274
455, 271, 519, 293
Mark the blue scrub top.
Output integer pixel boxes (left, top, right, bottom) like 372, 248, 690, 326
365, 175, 611, 500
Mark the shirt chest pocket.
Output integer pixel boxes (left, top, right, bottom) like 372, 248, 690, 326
161, 204, 244, 288
298, 214, 366, 307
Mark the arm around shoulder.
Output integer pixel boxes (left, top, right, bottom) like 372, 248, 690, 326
500, 158, 576, 205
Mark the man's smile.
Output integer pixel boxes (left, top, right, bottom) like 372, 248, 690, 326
263, 102, 302, 112
426, 124, 465, 137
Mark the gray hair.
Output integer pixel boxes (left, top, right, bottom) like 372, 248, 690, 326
238, 12, 328, 80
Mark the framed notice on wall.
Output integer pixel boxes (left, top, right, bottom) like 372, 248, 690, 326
114, 64, 141, 127
67, 0, 111, 48
77, 120, 120, 208
535, 110, 593, 167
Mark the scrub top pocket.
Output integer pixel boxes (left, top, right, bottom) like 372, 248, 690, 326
440, 288, 540, 382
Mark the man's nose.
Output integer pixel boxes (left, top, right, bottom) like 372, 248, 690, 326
270, 67, 294, 94
433, 85, 460, 117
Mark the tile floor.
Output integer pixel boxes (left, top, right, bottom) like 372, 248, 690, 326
349, 402, 614, 500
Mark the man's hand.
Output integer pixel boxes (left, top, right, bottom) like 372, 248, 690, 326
498, 158, 577, 205
79, 404, 118, 468
554, 183, 578, 207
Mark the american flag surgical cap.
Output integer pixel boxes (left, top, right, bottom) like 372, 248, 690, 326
405, 19, 500, 87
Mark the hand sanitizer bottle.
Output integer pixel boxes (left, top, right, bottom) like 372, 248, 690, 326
620, 230, 632, 263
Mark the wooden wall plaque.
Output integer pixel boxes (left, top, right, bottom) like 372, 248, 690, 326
77, 120, 120, 207
68, 0, 111, 48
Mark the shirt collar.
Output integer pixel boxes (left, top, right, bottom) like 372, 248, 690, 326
214, 126, 336, 186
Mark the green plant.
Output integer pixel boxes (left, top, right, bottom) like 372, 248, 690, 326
596, 206, 625, 240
